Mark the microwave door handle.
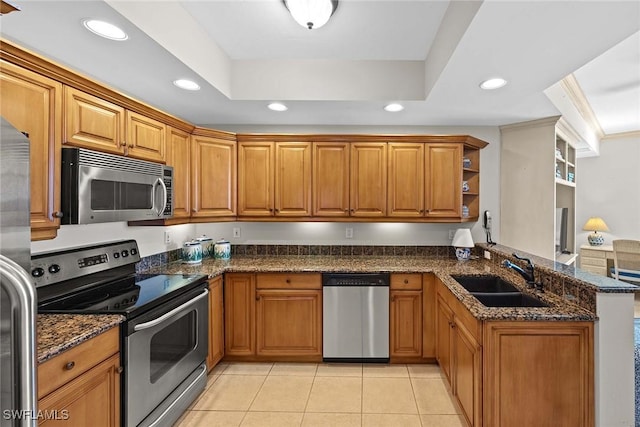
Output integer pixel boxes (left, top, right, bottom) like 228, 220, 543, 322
154, 177, 168, 216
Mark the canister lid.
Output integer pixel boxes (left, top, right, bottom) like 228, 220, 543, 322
195, 235, 212, 242
184, 241, 201, 247
216, 238, 229, 244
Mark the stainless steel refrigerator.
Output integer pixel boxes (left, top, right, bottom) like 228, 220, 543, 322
0, 117, 37, 427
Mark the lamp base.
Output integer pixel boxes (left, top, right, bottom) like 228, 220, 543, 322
587, 232, 605, 246
455, 247, 471, 261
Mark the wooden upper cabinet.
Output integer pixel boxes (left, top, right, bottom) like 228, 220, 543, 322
388, 142, 425, 217
275, 142, 312, 216
425, 143, 463, 218
0, 61, 62, 241
64, 86, 166, 163
64, 86, 125, 155
313, 142, 350, 217
125, 110, 166, 163
238, 142, 275, 216
191, 135, 237, 218
166, 127, 191, 220
350, 142, 387, 217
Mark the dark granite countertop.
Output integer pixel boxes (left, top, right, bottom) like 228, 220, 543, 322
143, 255, 597, 322
37, 314, 124, 364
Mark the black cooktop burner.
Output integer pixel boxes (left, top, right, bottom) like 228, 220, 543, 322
38, 273, 207, 318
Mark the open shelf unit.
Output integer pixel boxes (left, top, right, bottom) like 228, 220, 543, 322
462, 146, 480, 219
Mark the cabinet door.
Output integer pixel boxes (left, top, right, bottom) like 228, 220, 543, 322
166, 127, 191, 221
454, 318, 482, 427
224, 274, 256, 356
63, 86, 125, 155
425, 143, 462, 217
350, 142, 387, 217
207, 276, 224, 371
192, 136, 237, 218
390, 290, 423, 359
38, 354, 121, 427
388, 143, 424, 217
436, 294, 454, 383
256, 289, 322, 357
0, 61, 62, 241
238, 142, 274, 216
484, 321, 593, 427
125, 110, 166, 163
274, 142, 312, 216
312, 142, 350, 216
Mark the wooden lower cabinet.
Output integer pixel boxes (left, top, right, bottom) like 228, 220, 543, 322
256, 289, 322, 358
37, 327, 121, 426
422, 273, 436, 359
483, 321, 593, 427
207, 276, 224, 371
224, 273, 256, 357
436, 279, 594, 427
390, 291, 422, 361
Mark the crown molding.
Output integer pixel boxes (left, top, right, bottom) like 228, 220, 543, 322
560, 74, 604, 140
601, 130, 640, 141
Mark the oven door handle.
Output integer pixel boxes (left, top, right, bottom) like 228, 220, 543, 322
133, 288, 208, 331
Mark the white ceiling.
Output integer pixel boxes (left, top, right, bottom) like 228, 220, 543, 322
1, 0, 639, 140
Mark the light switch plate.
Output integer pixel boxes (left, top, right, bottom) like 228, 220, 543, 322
345, 227, 354, 239
233, 227, 241, 238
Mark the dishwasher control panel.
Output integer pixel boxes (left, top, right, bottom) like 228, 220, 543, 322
322, 273, 389, 287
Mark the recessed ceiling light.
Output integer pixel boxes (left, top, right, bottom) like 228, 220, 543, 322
83, 19, 128, 41
268, 102, 288, 112
480, 78, 507, 90
173, 79, 200, 91
384, 103, 404, 112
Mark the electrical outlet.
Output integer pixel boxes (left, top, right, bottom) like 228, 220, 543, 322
448, 229, 456, 240
484, 250, 491, 260
233, 227, 241, 238
163, 231, 171, 244
345, 227, 354, 239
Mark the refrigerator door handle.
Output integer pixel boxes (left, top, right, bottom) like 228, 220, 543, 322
1, 254, 38, 427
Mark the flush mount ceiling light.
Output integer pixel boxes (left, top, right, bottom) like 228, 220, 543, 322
480, 78, 508, 90
173, 79, 200, 91
268, 102, 288, 112
283, 0, 338, 30
384, 103, 404, 112
83, 19, 128, 41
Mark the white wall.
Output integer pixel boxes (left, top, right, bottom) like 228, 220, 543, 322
31, 125, 500, 257
576, 133, 640, 244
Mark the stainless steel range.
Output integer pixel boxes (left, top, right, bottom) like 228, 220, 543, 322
33, 240, 208, 427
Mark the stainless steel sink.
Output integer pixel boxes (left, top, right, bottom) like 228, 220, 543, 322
471, 292, 549, 308
451, 275, 520, 293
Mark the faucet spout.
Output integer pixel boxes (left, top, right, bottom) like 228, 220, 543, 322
502, 254, 536, 284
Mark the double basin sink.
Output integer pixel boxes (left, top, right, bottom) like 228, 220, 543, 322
451, 275, 549, 308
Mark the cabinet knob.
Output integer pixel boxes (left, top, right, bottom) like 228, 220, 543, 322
65, 361, 75, 371
128, 144, 134, 148
344, 209, 349, 213
52, 211, 64, 218
275, 209, 280, 213
350, 209, 355, 213
117, 366, 124, 374
285, 279, 291, 284
256, 295, 260, 301
120, 141, 127, 147
403, 279, 409, 284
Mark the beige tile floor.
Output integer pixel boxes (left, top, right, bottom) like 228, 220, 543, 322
175, 362, 465, 427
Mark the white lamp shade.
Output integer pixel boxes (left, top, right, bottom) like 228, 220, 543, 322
284, 0, 335, 29
452, 229, 474, 248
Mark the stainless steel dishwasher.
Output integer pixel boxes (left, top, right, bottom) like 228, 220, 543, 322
322, 273, 389, 362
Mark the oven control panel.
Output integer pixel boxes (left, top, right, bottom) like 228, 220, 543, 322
31, 240, 141, 288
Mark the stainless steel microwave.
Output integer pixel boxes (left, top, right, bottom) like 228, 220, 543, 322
61, 148, 173, 224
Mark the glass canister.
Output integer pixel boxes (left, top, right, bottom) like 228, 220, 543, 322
182, 241, 203, 264
213, 238, 231, 260
195, 235, 214, 258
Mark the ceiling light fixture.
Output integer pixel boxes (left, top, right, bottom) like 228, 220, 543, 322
173, 79, 200, 91
83, 19, 128, 41
268, 102, 288, 112
283, 0, 338, 30
384, 103, 404, 112
480, 78, 507, 90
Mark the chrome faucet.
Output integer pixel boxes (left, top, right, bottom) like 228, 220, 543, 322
502, 253, 543, 291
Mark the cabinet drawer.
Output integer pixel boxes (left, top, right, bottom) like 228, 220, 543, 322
256, 273, 322, 289
38, 326, 120, 399
580, 249, 605, 259
581, 257, 607, 267
391, 274, 423, 290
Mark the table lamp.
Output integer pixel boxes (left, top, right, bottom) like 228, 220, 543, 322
583, 217, 609, 246
452, 228, 474, 261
